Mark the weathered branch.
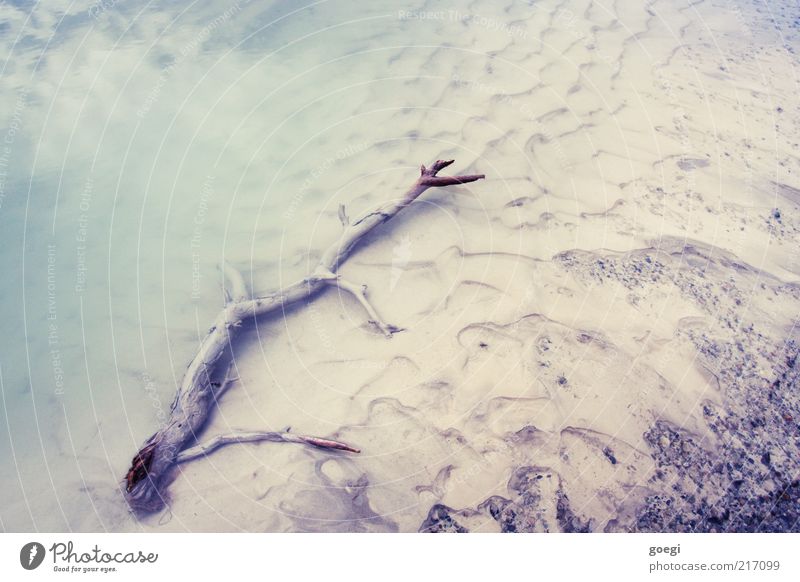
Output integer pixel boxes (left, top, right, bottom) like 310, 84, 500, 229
123, 159, 485, 513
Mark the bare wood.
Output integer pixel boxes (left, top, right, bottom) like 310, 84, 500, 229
176, 430, 360, 463
325, 274, 401, 337
123, 160, 485, 513
221, 261, 249, 304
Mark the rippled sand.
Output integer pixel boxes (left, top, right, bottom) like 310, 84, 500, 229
1, 0, 799, 532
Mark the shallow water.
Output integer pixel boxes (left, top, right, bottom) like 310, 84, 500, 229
1, 0, 799, 532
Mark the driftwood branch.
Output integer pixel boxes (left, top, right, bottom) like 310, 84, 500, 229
123, 160, 485, 513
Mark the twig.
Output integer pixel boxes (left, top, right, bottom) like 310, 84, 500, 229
222, 261, 249, 304
176, 430, 360, 464
319, 269, 401, 336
